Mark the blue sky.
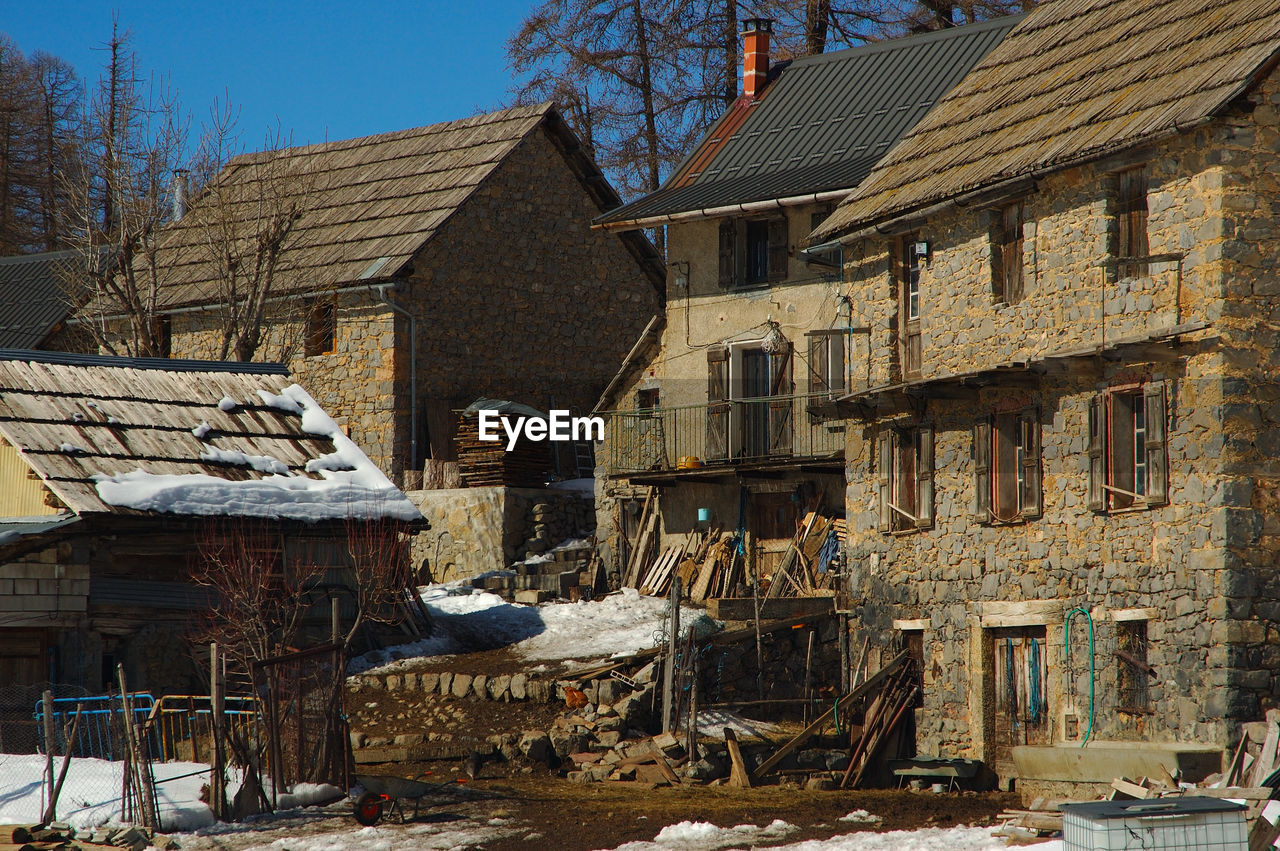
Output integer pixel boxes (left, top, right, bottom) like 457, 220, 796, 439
4, 1, 539, 149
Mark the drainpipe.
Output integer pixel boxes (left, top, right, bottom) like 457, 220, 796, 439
375, 284, 418, 480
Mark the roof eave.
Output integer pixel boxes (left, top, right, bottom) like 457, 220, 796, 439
596, 186, 857, 232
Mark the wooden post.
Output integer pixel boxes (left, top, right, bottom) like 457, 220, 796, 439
42, 690, 55, 819
752, 558, 765, 703
803, 630, 815, 727
42, 703, 83, 825
210, 643, 226, 821
116, 665, 146, 826
686, 649, 698, 759
839, 613, 850, 695
662, 577, 681, 733
331, 597, 341, 644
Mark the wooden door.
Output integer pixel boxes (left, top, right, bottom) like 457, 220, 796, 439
986, 626, 1049, 779
742, 349, 771, 458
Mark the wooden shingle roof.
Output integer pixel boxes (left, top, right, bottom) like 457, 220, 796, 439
0, 350, 419, 521
144, 103, 560, 308
812, 0, 1280, 242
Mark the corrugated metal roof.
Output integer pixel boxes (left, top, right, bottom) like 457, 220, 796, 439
813, 0, 1280, 240
597, 16, 1021, 227
0, 513, 80, 543
0, 251, 78, 349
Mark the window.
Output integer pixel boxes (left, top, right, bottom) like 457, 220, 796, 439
636, 388, 660, 412
305, 297, 337, 356
149, 315, 171, 358
991, 200, 1025, 303
1114, 166, 1149, 279
892, 235, 922, 377
974, 408, 1041, 523
806, 329, 846, 398
1116, 619, 1153, 715
878, 423, 933, 532
718, 216, 788, 288
1088, 382, 1168, 511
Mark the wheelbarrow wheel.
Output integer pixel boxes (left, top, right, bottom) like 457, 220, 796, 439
354, 791, 385, 826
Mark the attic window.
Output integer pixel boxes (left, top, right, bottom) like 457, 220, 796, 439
305, 298, 336, 357
1113, 166, 1149, 279
719, 216, 788, 289
991, 200, 1025, 304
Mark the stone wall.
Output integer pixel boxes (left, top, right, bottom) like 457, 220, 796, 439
408, 486, 595, 584
836, 65, 1280, 775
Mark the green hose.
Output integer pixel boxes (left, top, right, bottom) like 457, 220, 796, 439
1064, 607, 1095, 747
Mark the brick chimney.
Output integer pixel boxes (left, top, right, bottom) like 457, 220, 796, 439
742, 18, 773, 99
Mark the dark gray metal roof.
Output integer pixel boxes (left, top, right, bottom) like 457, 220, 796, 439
0, 250, 78, 349
596, 15, 1022, 227
0, 348, 289, 375
0, 513, 81, 543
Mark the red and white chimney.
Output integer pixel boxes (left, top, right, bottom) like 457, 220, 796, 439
742, 18, 773, 99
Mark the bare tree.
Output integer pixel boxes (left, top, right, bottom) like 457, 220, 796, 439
338, 516, 416, 651
59, 20, 189, 357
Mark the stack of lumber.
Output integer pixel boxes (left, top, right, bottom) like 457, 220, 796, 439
993, 799, 1066, 838
638, 527, 728, 597
688, 536, 743, 603
455, 415, 552, 487
765, 511, 841, 599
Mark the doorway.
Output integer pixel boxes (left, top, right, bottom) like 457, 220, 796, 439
985, 625, 1050, 779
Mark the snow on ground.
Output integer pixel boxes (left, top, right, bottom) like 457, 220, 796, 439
353, 585, 715, 674
0, 754, 338, 833
695, 710, 782, 740
609, 821, 1063, 851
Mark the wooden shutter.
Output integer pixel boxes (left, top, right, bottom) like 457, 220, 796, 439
916, 425, 934, 529
1003, 202, 1023, 302
1144, 381, 1168, 506
1117, 167, 1149, 278
1087, 394, 1105, 511
808, 333, 830, 396
1019, 407, 1042, 519
718, 219, 736, 288
974, 418, 992, 521
706, 348, 729, 461
767, 217, 788, 281
767, 341, 793, 455
878, 431, 893, 533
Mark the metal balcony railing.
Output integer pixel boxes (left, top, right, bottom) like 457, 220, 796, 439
604, 393, 846, 476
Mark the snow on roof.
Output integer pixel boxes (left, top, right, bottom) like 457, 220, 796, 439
0, 354, 421, 523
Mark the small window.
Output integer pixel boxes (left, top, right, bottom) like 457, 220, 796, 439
719, 216, 789, 288
893, 236, 922, 377
305, 298, 336, 356
1088, 382, 1168, 511
991, 201, 1025, 303
636, 388, 660, 413
878, 423, 933, 533
1114, 166, 1149, 279
1116, 620, 1153, 715
974, 408, 1041, 523
806, 330, 846, 398
149, 315, 172, 358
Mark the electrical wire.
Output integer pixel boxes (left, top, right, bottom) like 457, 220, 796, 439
1064, 607, 1095, 747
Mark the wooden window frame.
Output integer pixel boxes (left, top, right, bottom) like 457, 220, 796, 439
991, 200, 1025, 304
1114, 166, 1149, 280
305, 297, 337, 357
149, 314, 172, 358
878, 423, 933, 533
1116, 618, 1154, 715
893, 235, 922, 378
974, 408, 1041, 524
1088, 382, 1168, 512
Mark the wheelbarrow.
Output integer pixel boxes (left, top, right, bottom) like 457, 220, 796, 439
352, 774, 444, 825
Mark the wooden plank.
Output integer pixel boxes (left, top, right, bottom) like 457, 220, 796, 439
624, 490, 656, 588
752, 650, 908, 779
724, 728, 751, 788
1110, 778, 1151, 799
649, 748, 682, 785
1250, 816, 1280, 851
1184, 786, 1274, 800
1252, 710, 1280, 787
709, 596, 836, 621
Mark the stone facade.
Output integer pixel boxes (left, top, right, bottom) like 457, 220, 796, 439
166, 124, 660, 487
836, 65, 1280, 782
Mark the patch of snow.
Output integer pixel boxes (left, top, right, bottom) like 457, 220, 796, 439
107, 416, 121, 424
548, 477, 595, 495
71, 412, 86, 422
200, 447, 289, 474
92, 383, 421, 523
192, 421, 213, 440
257, 389, 303, 415
695, 710, 782, 741
608, 823, 1047, 851
218, 395, 240, 412
58, 442, 87, 454
837, 810, 882, 825
353, 585, 714, 673
0, 531, 19, 545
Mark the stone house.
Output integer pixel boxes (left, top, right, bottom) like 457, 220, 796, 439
592, 18, 1018, 585
808, 0, 1280, 791
89, 103, 663, 490
0, 349, 422, 701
